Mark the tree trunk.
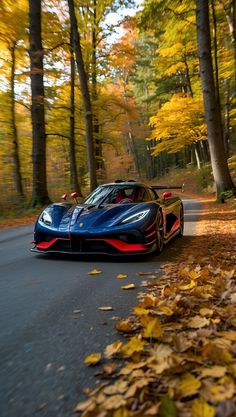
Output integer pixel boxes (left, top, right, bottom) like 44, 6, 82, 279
29, 0, 50, 207
91, 0, 103, 174
196, 0, 235, 200
67, 0, 97, 191
10, 42, 24, 200
69, 28, 83, 196
219, 0, 236, 95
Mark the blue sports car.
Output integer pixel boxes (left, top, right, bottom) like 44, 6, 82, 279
31, 180, 184, 256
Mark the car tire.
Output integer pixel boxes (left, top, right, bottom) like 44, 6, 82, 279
156, 211, 164, 254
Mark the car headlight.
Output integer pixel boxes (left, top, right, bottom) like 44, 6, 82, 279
120, 209, 150, 225
40, 210, 53, 226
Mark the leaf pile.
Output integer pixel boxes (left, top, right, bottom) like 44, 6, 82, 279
78, 200, 236, 417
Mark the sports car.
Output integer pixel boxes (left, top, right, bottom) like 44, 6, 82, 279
31, 180, 184, 256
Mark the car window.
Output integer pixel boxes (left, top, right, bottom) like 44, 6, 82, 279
148, 188, 158, 201
84, 186, 112, 204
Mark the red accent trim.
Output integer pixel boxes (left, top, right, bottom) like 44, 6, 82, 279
87, 238, 148, 252
145, 220, 156, 232
165, 219, 180, 239
146, 230, 156, 238
36, 238, 70, 249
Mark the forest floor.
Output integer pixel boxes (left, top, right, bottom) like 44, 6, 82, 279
75, 196, 236, 416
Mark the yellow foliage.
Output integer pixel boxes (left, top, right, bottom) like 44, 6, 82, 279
149, 94, 207, 155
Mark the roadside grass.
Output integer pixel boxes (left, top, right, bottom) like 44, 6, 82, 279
75, 199, 236, 417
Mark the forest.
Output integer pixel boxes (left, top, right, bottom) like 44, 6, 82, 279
0, 0, 236, 213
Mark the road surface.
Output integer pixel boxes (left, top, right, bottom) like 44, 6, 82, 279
0, 199, 202, 417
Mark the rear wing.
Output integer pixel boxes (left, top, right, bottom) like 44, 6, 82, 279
151, 184, 184, 192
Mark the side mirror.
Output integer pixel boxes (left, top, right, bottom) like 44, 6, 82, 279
61, 193, 67, 201
163, 191, 172, 199
71, 191, 79, 203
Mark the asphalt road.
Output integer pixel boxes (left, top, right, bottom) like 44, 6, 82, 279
0, 198, 202, 417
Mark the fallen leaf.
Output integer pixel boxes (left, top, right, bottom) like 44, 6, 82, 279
192, 397, 215, 417
158, 305, 174, 316
121, 336, 144, 356
197, 365, 227, 378
177, 373, 201, 398
178, 279, 196, 290
97, 306, 113, 311
121, 284, 136, 290
202, 342, 233, 363
74, 398, 96, 412
159, 395, 176, 417
84, 352, 101, 366
116, 319, 135, 333
141, 316, 163, 339
104, 340, 123, 358
133, 306, 150, 316
200, 308, 214, 317
87, 268, 102, 275
116, 274, 128, 279
202, 378, 235, 402
188, 315, 210, 329
103, 394, 126, 410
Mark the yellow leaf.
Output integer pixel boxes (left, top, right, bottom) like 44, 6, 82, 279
141, 316, 163, 339
188, 270, 201, 280
116, 274, 128, 279
113, 407, 130, 417
121, 284, 135, 290
83, 352, 101, 366
178, 279, 196, 290
158, 305, 174, 316
121, 336, 144, 356
202, 378, 235, 402
178, 373, 201, 398
192, 397, 215, 417
104, 340, 123, 358
200, 308, 214, 317
188, 315, 210, 329
197, 365, 227, 378
98, 306, 113, 311
133, 307, 150, 316
87, 268, 102, 275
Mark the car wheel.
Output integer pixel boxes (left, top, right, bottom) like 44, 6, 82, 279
177, 205, 184, 237
156, 211, 164, 253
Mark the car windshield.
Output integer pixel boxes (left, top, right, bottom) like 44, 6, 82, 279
83, 185, 136, 205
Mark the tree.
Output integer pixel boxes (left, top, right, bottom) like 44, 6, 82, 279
29, 0, 50, 206
67, 0, 97, 191
0, 0, 28, 200
196, 0, 235, 200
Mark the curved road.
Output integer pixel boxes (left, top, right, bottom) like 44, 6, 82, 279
0, 199, 202, 417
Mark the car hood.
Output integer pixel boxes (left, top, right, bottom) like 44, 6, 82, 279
46, 202, 154, 233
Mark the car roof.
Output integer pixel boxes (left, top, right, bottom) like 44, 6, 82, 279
99, 181, 148, 188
